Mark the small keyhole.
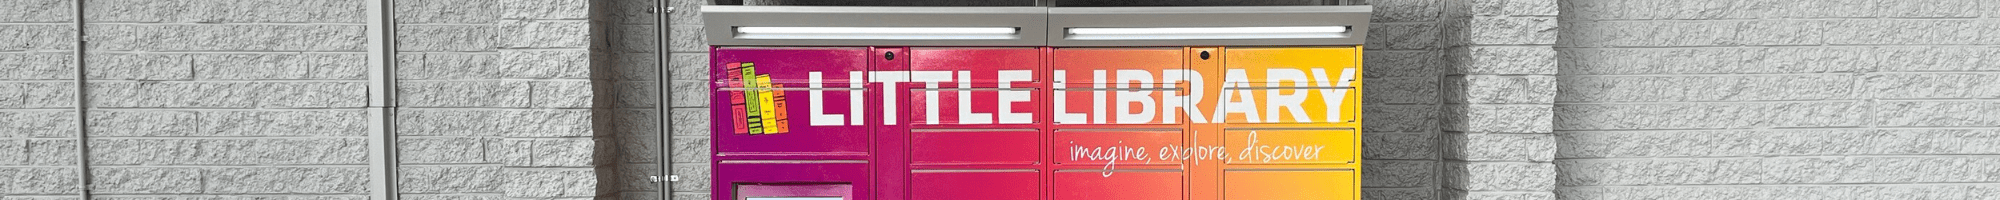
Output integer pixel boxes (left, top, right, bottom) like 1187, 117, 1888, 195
1199, 51, 1211, 60
884, 51, 895, 60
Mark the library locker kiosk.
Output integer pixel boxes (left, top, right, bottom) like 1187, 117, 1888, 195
704, 5, 1371, 200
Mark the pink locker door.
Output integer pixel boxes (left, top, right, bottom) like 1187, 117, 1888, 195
902, 47, 1045, 200
710, 47, 875, 200
1047, 47, 1188, 200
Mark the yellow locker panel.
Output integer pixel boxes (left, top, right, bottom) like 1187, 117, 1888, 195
1222, 169, 1358, 200
1222, 129, 1358, 166
1213, 47, 1362, 127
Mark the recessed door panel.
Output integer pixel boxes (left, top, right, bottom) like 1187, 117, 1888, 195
716, 162, 871, 200
1053, 171, 1184, 200
1222, 170, 1355, 200
1222, 129, 1356, 166
910, 130, 1039, 166
910, 171, 1039, 200
711, 47, 873, 158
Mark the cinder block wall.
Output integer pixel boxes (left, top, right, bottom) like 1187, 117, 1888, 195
1438, 0, 1559, 199
1360, 0, 1449, 199
89, 0, 371, 198
1555, 0, 2000, 199
2, 0, 375, 199
393, 0, 601, 199
2, 0, 83, 198
1, 0, 612, 199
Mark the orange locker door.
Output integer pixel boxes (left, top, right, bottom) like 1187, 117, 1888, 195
1048, 47, 1189, 200
1185, 47, 1223, 200
1218, 128, 1359, 200
1201, 47, 1364, 200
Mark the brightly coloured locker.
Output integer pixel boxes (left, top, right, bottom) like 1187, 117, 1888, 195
1198, 47, 1364, 200
871, 47, 912, 200
710, 47, 877, 200
902, 47, 1046, 200
702, 5, 1375, 200
1048, 47, 1189, 200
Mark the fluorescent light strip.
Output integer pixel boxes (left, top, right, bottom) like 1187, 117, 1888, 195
1066, 26, 1349, 40
735, 27, 1018, 40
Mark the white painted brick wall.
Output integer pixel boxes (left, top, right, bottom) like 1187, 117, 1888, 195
0, 8, 78, 187
395, 0, 602, 198
1363, 0, 1453, 199
7, 0, 1991, 199
0, 0, 609, 199
1438, 0, 1560, 199
61, 0, 374, 198
1555, 0, 2000, 199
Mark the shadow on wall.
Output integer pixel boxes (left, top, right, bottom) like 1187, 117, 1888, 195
591, 0, 668, 199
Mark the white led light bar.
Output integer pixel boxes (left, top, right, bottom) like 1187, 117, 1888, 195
735, 27, 1019, 40
1066, 26, 1350, 40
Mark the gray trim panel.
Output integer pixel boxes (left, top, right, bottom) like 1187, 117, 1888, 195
704, 6, 1049, 46
1047, 6, 1371, 46
701, 6, 1373, 47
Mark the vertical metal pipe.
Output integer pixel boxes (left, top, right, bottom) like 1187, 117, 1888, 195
656, 1, 676, 199
365, 0, 400, 199
72, 0, 93, 198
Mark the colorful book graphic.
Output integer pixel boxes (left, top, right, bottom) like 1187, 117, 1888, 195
727, 63, 748, 134
769, 84, 790, 134
742, 63, 763, 134
756, 75, 778, 134
726, 62, 794, 135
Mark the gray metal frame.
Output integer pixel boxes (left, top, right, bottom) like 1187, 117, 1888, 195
1046, 6, 1371, 46
703, 6, 1049, 46
71, 0, 93, 198
366, 0, 399, 199
701, 6, 1372, 47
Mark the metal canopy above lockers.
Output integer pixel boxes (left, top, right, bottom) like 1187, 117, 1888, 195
700, 5, 1373, 47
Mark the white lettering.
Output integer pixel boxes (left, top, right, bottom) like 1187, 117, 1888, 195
1217, 69, 1261, 123
957, 71, 992, 124
1054, 70, 1088, 124
1115, 70, 1156, 124
912, 71, 953, 125
801, 67, 1352, 126
1313, 68, 1357, 122
1266, 68, 1312, 123
849, 71, 864, 125
1159, 70, 1202, 124
995, 70, 1034, 124
868, 71, 909, 125
807, 72, 844, 126
1092, 70, 1108, 124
